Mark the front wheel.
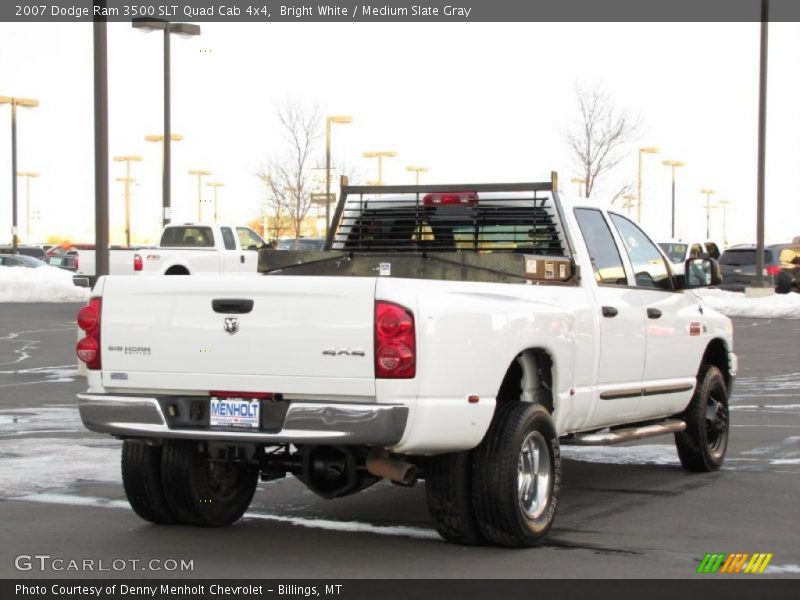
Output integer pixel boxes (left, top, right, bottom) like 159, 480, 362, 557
161, 440, 258, 527
471, 403, 561, 547
675, 365, 730, 472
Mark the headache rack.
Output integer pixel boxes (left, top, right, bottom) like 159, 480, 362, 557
326, 173, 574, 260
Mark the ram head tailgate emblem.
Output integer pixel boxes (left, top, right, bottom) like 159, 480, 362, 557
223, 317, 240, 335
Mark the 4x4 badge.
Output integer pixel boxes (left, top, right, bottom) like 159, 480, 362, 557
224, 317, 239, 335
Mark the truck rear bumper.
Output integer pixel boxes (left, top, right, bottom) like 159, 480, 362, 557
77, 393, 409, 446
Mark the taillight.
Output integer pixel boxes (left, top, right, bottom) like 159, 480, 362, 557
74, 254, 79, 271
765, 265, 781, 276
423, 192, 478, 206
133, 253, 143, 271
76, 298, 101, 370
375, 301, 415, 378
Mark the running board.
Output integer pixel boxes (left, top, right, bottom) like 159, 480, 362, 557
562, 419, 686, 446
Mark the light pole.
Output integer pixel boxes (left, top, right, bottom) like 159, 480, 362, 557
113, 155, 142, 246
637, 146, 659, 223
700, 189, 716, 239
570, 177, 586, 197
189, 169, 211, 222
406, 165, 429, 186
718, 199, 730, 248
16, 171, 38, 243
207, 182, 224, 223
325, 115, 351, 237
621, 194, 637, 217
0, 96, 38, 251
133, 18, 201, 227
661, 159, 685, 239
363, 151, 397, 185
114, 176, 136, 245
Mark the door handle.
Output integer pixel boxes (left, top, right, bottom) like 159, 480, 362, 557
240, 255, 245, 264
647, 308, 662, 319
212, 299, 254, 314
601, 306, 618, 318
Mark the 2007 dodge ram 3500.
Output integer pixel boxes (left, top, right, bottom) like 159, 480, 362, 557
76, 174, 736, 547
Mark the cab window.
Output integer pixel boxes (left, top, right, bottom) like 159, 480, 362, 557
610, 214, 673, 291
574, 208, 627, 286
220, 227, 237, 251
236, 228, 265, 251
704, 242, 720, 260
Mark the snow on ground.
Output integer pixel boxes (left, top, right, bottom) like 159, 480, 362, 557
693, 288, 800, 319
0, 265, 89, 303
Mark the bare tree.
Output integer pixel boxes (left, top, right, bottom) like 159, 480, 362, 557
564, 83, 641, 198
257, 100, 322, 239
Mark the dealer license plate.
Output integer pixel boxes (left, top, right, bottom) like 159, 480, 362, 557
209, 398, 260, 430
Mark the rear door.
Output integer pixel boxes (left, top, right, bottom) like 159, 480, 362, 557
219, 227, 242, 273
574, 208, 645, 427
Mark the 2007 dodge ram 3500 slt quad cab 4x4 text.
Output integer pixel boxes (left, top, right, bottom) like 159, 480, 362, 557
76, 174, 736, 547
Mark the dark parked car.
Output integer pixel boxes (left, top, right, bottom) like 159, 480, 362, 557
0, 245, 47, 260
719, 243, 800, 293
275, 238, 327, 251
0, 254, 48, 268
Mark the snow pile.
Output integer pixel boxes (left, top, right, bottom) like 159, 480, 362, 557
0, 265, 90, 303
694, 288, 800, 320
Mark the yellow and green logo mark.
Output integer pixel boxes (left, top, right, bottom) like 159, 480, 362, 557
697, 552, 773, 574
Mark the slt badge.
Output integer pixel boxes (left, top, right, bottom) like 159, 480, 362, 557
224, 317, 240, 335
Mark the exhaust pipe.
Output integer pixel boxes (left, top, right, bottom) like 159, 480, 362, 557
366, 451, 417, 486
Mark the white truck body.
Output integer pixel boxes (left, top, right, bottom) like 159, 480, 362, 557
79, 192, 735, 453
76, 178, 737, 545
135, 224, 265, 276
75, 248, 139, 278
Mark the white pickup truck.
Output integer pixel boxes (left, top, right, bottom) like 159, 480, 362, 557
76, 175, 736, 547
133, 223, 266, 275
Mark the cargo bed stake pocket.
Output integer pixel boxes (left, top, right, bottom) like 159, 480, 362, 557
212, 299, 254, 314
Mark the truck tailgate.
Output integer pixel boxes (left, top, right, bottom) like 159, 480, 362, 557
99, 275, 378, 398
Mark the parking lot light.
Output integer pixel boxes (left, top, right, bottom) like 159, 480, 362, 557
637, 146, 659, 222
363, 151, 397, 186
662, 160, 685, 239
133, 18, 201, 226
207, 182, 224, 223
700, 189, 716, 239
113, 156, 143, 247
406, 165, 429, 186
0, 96, 39, 251
189, 169, 212, 222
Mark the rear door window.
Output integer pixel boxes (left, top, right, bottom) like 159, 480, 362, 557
719, 250, 774, 265
220, 227, 237, 250
236, 228, 265, 251
574, 208, 627, 286
160, 226, 215, 248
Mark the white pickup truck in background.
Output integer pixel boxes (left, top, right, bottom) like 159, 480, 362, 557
134, 224, 266, 275
76, 175, 735, 548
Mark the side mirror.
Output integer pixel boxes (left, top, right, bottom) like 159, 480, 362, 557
681, 257, 722, 289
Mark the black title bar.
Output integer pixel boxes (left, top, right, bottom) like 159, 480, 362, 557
4, 0, 800, 23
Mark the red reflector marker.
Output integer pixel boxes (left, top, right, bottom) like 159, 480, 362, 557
133, 253, 143, 272
765, 265, 781, 276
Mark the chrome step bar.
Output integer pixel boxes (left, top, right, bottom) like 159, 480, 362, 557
562, 419, 686, 446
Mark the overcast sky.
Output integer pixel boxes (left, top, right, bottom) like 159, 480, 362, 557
1, 21, 799, 245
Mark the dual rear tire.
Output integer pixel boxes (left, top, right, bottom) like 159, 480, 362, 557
121, 439, 258, 527
426, 403, 561, 547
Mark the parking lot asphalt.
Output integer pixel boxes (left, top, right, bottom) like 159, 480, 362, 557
0, 303, 798, 579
